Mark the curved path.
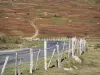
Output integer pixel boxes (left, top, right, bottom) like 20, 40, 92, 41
30, 18, 39, 39
24, 18, 41, 40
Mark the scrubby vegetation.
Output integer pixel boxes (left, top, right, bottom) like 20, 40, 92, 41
0, 36, 43, 50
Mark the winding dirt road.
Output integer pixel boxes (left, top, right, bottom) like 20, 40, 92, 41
24, 18, 41, 40
30, 19, 39, 39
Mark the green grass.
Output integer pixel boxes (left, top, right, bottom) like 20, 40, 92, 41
77, 0, 100, 5
51, 17, 72, 25
0, 2, 9, 6
31, 0, 48, 2
51, 17, 70, 21
42, 17, 72, 25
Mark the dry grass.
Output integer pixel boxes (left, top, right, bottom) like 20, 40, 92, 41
3, 39, 100, 75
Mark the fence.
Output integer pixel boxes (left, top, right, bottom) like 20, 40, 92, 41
0, 37, 87, 75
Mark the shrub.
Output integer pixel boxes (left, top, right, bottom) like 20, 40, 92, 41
0, 36, 22, 44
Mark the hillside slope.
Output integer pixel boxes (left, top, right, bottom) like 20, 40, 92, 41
0, 0, 100, 37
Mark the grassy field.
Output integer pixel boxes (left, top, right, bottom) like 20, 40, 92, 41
3, 38, 100, 75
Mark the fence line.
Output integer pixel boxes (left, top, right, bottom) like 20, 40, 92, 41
15, 53, 18, 75
0, 37, 87, 75
56, 43, 61, 68
47, 48, 56, 68
35, 49, 41, 70
44, 41, 47, 71
1, 56, 9, 75
30, 48, 34, 74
